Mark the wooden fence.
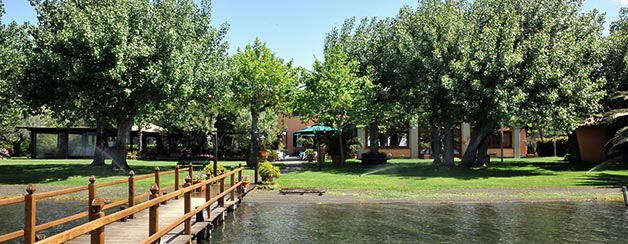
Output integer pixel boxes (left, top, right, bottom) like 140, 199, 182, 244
0, 163, 244, 244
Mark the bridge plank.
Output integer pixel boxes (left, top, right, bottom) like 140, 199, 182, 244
64, 196, 236, 244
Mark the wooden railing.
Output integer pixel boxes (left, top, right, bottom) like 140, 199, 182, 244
0, 163, 244, 244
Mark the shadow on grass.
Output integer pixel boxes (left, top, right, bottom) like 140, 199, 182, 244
285, 160, 553, 180
576, 173, 628, 188
0, 164, 177, 185
280, 158, 628, 182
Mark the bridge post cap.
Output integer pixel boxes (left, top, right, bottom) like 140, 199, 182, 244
129, 170, 135, 177
175, 165, 180, 169
230, 166, 234, 170
154, 166, 160, 172
91, 196, 105, 213
184, 175, 192, 183
150, 184, 160, 194
89, 175, 96, 184
25, 184, 36, 195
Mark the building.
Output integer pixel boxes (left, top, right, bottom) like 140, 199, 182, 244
284, 119, 528, 159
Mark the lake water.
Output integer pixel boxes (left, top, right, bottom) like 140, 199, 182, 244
1, 200, 626, 243
207, 201, 628, 244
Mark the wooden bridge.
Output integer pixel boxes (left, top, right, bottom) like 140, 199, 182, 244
0, 163, 249, 244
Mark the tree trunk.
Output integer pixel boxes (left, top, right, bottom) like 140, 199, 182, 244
112, 119, 133, 170
461, 123, 496, 167
11, 138, 25, 157
368, 122, 379, 153
339, 126, 346, 167
431, 121, 442, 165
90, 123, 106, 166
249, 111, 259, 183
477, 136, 490, 166
442, 121, 455, 166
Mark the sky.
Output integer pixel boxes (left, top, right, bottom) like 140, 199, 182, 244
1, 0, 625, 69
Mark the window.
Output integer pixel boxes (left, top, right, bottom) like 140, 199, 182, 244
366, 123, 409, 148
488, 130, 512, 148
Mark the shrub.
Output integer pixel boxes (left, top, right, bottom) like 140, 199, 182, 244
536, 136, 568, 157
267, 150, 279, 162
203, 163, 225, 176
304, 149, 315, 162
259, 162, 280, 182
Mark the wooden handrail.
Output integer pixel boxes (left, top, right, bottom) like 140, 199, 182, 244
0, 165, 195, 244
0, 196, 25, 205
38, 166, 244, 244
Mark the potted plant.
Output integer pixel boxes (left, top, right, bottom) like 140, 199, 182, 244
349, 144, 361, 159
241, 175, 251, 189
257, 150, 269, 162
192, 173, 207, 192
259, 162, 281, 183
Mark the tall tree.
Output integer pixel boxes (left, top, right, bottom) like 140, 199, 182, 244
298, 45, 374, 166
325, 17, 403, 155
0, 0, 30, 152
396, 0, 468, 166
24, 0, 229, 169
456, 0, 605, 166
604, 7, 628, 160
231, 38, 298, 181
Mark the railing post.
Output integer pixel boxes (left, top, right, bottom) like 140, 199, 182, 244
88, 175, 97, 221
219, 172, 225, 208
205, 174, 211, 220
154, 167, 161, 189
149, 184, 160, 244
174, 165, 180, 200
238, 163, 243, 200
230, 166, 235, 202
90, 197, 105, 244
184, 178, 192, 235
128, 170, 135, 219
24, 184, 36, 244
188, 163, 193, 180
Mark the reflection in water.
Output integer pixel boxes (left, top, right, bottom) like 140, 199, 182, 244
0, 200, 87, 244
1, 200, 626, 244
208, 201, 628, 244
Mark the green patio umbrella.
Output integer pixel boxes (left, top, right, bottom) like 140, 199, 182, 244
293, 124, 337, 167
292, 124, 337, 136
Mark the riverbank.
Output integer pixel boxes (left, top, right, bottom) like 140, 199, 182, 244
244, 186, 624, 204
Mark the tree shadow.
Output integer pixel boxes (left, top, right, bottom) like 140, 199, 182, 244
0, 164, 175, 185
576, 173, 628, 188
286, 160, 553, 180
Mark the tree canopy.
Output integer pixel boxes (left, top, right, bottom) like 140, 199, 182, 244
0, 1, 30, 149
298, 45, 374, 166
23, 0, 229, 169
231, 38, 298, 180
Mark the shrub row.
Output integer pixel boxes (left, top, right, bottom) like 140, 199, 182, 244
535, 136, 568, 157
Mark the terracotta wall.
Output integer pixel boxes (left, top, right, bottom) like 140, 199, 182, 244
575, 126, 606, 162
487, 128, 527, 158
282, 117, 314, 155
369, 148, 412, 159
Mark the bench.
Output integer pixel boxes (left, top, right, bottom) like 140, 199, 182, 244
279, 188, 327, 196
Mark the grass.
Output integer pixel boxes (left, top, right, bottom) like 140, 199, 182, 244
274, 157, 628, 200
0, 157, 626, 201
0, 159, 252, 191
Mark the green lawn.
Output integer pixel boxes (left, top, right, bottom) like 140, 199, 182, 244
0, 159, 252, 190
274, 157, 628, 200
1, 157, 626, 201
